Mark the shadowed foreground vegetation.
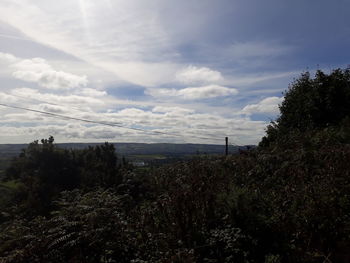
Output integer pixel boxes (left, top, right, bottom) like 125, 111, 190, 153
1, 68, 350, 262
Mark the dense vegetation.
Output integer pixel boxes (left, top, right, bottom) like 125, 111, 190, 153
1, 68, 350, 262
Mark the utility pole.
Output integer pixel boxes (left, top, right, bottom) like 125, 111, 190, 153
225, 137, 228, 156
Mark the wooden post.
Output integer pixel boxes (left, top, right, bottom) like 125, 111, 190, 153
225, 137, 228, 156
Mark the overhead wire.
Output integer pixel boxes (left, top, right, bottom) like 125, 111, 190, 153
1, 91, 230, 141
0, 92, 234, 142
1, 92, 223, 139
0, 102, 226, 142
2, 91, 126, 126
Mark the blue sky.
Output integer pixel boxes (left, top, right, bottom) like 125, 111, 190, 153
0, 0, 349, 144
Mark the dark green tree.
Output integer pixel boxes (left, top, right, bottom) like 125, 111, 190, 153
260, 68, 350, 147
4, 138, 122, 215
5, 136, 80, 215
77, 142, 121, 188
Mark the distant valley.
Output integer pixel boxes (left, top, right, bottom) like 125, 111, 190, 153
0, 142, 251, 173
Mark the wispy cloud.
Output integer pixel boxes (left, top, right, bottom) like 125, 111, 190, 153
228, 41, 294, 59
146, 85, 238, 100
0, 0, 179, 86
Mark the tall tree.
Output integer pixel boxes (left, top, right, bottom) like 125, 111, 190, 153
260, 68, 350, 147
5, 136, 79, 215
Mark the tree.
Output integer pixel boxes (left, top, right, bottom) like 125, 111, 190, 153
5, 136, 80, 215
4, 138, 123, 215
77, 142, 121, 188
260, 68, 350, 147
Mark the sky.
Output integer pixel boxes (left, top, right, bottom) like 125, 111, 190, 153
0, 0, 349, 145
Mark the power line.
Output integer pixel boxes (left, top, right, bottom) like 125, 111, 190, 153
6, 92, 97, 115
5, 92, 123, 126
1, 91, 233, 142
0, 102, 225, 142
2, 92, 228, 141
1, 91, 237, 143
0, 102, 173, 135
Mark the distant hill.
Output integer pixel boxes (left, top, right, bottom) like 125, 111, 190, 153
0, 142, 250, 158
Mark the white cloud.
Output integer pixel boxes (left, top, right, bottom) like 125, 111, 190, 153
80, 88, 107, 97
11, 57, 88, 90
0, 52, 18, 64
0, 52, 89, 90
146, 85, 238, 100
145, 88, 177, 98
152, 106, 194, 114
178, 85, 238, 99
176, 65, 224, 85
37, 104, 68, 114
241, 96, 283, 115
10, 88, 104, 108
0, 92, 20, 103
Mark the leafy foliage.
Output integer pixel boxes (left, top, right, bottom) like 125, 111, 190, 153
0, 189, 135, 262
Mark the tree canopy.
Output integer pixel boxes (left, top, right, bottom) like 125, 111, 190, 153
260, 68, 350, 147
4, 137, 121, 215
